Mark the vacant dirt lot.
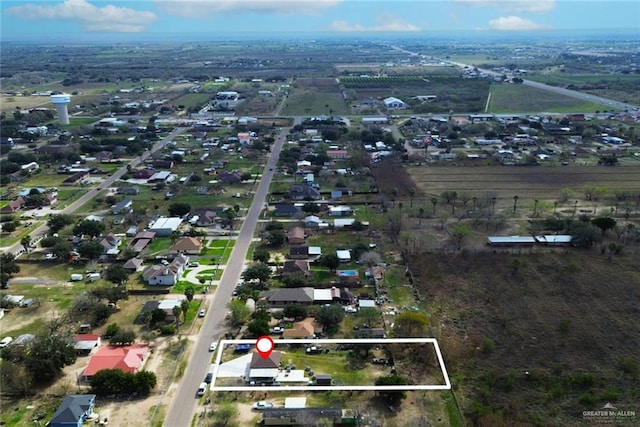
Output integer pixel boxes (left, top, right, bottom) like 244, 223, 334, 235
409, 251, 640, 426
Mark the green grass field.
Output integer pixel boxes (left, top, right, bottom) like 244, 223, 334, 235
280, 90, 349, 116
171, 93, 211, 110
488, 84, 604, 113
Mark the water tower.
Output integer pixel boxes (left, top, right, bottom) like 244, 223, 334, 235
50, 94, 71, 125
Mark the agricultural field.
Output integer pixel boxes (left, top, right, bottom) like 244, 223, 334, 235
280, 89, 349, 116
488, 84, 608, 113
407, 164, 640, 202
170, 93, 211, 111
526, 73, 640, 105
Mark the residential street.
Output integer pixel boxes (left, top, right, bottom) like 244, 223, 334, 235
163, 121, 295, 426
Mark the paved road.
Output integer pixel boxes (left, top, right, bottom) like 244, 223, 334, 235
163, 122, 295, 427
0, 128, 185, 256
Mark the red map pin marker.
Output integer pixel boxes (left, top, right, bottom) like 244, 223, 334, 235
256, 336, 274, 359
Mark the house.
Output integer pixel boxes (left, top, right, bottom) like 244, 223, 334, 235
81, 345, 149, 381
289, 245, 309, 260
49, 394, 96, 427
287, 227, 305, 245
469, 114, 495, 122
170, 237, 202, 254
283, 318, 321, 338
133, 168, 155, 179
123, 257, 144, 272
329, 206, 352, 217
247, 351, 281, 384
99, 234, 121, 256
383, 97, 407, 109
126, 225, 138, 237
304, 215, 322, 228
333, 218, 355, 228
0, 196, 25, 214
94, 151, 113, 163
149, 217, 182, 236
281, 260, 311, 278
261, 407, 354, 426
117, 186, 140, 196
289, 184, 320, 200
142, 254, 189, 285
112, 198, 133, 215
148, 170, 172, 183
136, 298, 185, 324
336, 249, 351, 263
188, 208, 219, 226
358, 299, 376, 309
362, 116, 389, 125
218, 171, 243, 185
261, 287, 314, 307
326, 150, 348, 160
133, 231, 156, 242
73, 334, 101, 356
62, 171, 89, 186
274, 203, 301, 218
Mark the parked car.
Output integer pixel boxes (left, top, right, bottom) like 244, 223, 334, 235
204, 372, 213, 384
196, 382, 208, 397
270, 326, 284, 334
188, 262, 200, 267
252, 401, 274, 410
209, 342, 217, 352
199, 309, 206, 318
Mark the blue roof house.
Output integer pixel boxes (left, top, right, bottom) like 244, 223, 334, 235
49, 394, 96, 427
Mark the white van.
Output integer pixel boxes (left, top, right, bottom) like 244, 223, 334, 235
0, 337, 13, 348
87, 273, 101, 282
196, 382, 208, 397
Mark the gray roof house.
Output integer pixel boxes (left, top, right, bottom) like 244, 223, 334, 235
112, 198, 133, 215
49, 394, 96, 427
261, 287, 314, 307
274, 203, 301, 217
289, 184, 320, 200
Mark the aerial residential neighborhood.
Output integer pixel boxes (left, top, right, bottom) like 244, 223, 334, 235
1, 4, 640, 426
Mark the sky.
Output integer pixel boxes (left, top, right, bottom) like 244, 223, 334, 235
1, 0, 638, 41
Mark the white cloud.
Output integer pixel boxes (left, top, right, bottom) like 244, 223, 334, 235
488, 15, 552, 31
5, 0, 157, 32
329, 14, 421, 33
454, 0, 556, 14
155, 0, 342, 18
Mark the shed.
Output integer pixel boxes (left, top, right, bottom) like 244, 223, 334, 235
315, 374, 332, 386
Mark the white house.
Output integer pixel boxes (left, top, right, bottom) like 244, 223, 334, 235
336, 249, 351, 263
149, 217, 182, 236
142, 254, 189, 285
383, 97, 407, 109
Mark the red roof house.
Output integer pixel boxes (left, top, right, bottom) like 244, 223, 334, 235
81, 345, 149, 380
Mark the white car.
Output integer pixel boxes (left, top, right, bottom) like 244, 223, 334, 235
199, 309, 206, 318
252, 401, 274, 410
209, 342, 217, 352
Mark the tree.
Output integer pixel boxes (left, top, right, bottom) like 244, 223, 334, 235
2, 222, 16, 233
184, 286, 195, 302
284, 303, 308, 321
513, 195, 519, 214
91, 369, 156, 396
181, 299, 189, 323
247, 319, 270, 337
172, 305, 182, 328
253, 247, 270, 263
90, 285, 128, 305
591, 216, 617, 236
77, 240, 105, 260
318, 253, 340, 272
266, 229, 286, 246
431, 197, 438, 214
51, 241, 73, 260
418, 207, 425, 225
20, 235, 32, 253
408, 187, 416, 208
282, 272, 308, 288
24, 334, 77, 384
109, 329, 136, 346
241, 262, 272, 286
92, 303, 111, 326
394, 312, 429, 337
104, 264, 129, 285
358, 307, 379, 328
316, 304, 344, 334
375, 374, 408, 406
73, 219, 105, 238
450, 224, 471, 250
168, 202, 191, 217
0, 253, 20, 289
228, 299, 250, 327
103, 323, 121, 339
